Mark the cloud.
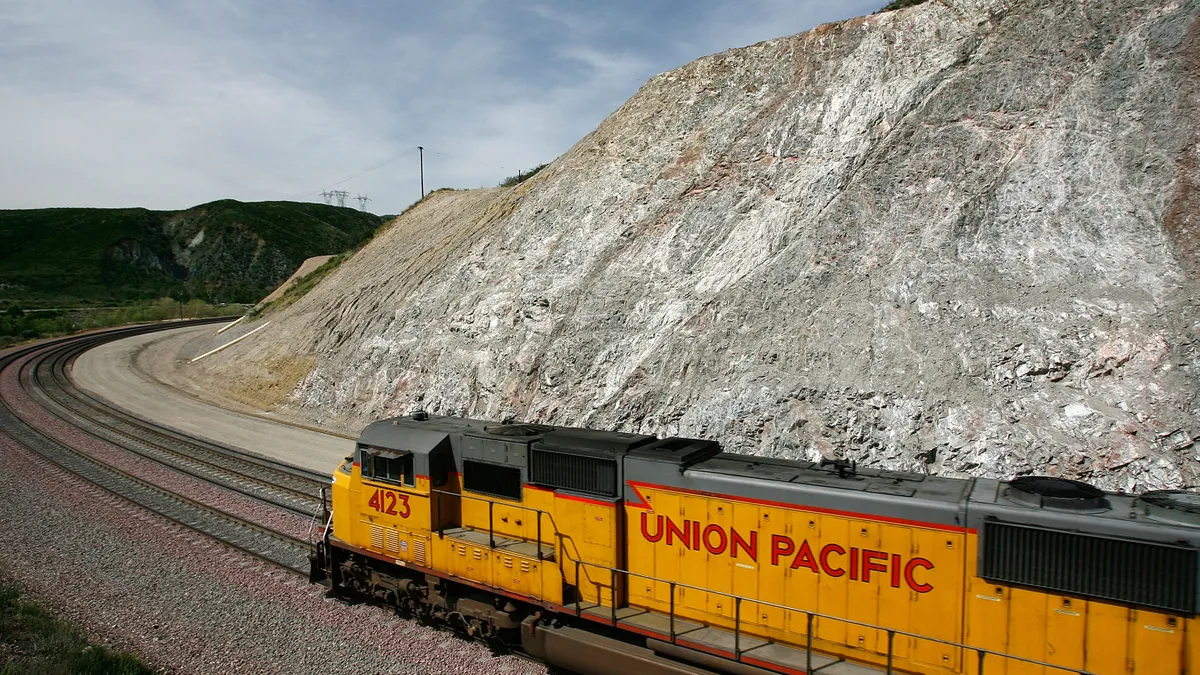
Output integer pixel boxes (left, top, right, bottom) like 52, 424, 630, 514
0, 0, 882, 214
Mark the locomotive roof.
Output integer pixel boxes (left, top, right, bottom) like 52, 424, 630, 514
357, 414, 489, 455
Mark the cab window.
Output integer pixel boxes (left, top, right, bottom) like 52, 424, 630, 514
361, 446, 414, 487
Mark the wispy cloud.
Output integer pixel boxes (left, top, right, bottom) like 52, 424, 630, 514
0, 0, 881, 214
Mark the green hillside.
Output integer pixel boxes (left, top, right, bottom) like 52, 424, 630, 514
0, 200, 384, 308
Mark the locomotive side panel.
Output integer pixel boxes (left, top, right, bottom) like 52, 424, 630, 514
625, 479, 966, 672
966, 478, 1200, 675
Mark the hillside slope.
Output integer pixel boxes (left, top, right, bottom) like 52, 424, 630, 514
0, 200, 382, 307
199, 0, 1199, 491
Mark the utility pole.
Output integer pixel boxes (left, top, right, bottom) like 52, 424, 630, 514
356, 194, 371, 210
417, 146, 425, 199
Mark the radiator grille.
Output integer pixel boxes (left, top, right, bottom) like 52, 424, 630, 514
981, 520, 1198, 613
413, 539, 426, 566
530, 448, 617, 497
384, 528, 399, 554
462, 459, 523, 501
369, 525, 384, 550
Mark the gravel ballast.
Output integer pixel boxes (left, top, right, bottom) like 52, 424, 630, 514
0, 350, 544, 674
2, 353, 311, 539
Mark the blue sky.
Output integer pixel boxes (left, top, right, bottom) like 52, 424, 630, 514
0, 1, 880, 214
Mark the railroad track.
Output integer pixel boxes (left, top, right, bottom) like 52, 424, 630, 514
33, 335, 328, 517
0, 322, 320, 576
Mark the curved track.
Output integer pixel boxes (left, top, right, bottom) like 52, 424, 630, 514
0, 322, 326, 576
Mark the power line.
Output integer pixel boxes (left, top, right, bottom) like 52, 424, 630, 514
355, 194, 371, 210
289, 147, 419, 201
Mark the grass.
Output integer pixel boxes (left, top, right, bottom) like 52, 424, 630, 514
399, 187, 457, 218
0, 582, 152, 675
0, 299, 244, 348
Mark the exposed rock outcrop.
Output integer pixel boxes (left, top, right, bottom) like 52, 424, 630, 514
200, 0, 1200, 492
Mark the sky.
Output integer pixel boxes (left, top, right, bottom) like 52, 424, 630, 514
0, 1, 880, 215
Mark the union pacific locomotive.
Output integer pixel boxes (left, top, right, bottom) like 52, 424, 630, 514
310, 413, 1200, 675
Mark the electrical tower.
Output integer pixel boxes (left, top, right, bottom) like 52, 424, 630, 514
320, 190, 333, 205
356, 194, 371, 210
332, 190, 349, 208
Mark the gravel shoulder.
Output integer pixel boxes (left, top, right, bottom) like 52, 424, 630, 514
0, 428, 539, 675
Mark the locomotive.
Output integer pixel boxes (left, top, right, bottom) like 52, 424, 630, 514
309, 412, 1200, 675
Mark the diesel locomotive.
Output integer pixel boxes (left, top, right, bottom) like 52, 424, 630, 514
309, 412, 1200, 675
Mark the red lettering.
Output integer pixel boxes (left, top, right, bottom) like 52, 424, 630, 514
666, 517, 690, 548
692, 520, 701, 550
891, 554, 902, 588
703, 525, 728, 555
771, 534, 795, 566
820, 544, 846, 577
641, 513, 664, 543
905, 558, 934, 593
368, 490, 380, 511
730, 529, 757, 561
790, 540, 819, 573
862, 550, 887, 582
850, 547, 859, 580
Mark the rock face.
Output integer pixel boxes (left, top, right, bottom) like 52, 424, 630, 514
201, 0, 1200, 492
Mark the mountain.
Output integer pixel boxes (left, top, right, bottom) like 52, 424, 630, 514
0, 200, 384, 307
193, 0, 1199, 492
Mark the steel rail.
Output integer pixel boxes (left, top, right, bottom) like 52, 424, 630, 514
30, 338, 326, 517
0, 322, 310, 576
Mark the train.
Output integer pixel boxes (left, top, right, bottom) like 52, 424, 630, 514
309, 412, 1200, 675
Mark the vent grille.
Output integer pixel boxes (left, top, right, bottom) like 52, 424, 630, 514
384, 529, 399, 554
530, 448, 617, 497
462, 459, 523, 501
982, 520, 1197, 614
413, 539, 426, 566
370, 525, 384, 550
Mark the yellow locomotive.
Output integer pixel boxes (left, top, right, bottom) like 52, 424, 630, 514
311, 413, 1199, 674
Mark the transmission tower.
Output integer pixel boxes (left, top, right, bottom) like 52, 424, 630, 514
320, 190, 333, 205
355, 194, 371, 210
332, 190, 349, 208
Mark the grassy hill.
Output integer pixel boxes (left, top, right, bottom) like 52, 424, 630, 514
0, 200, 384, 308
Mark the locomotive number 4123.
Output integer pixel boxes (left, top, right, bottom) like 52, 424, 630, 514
368, 488, 410, 518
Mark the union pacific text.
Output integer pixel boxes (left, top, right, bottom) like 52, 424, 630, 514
640, 512, 935, 593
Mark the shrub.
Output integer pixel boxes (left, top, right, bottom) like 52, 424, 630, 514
498, 164, 548, 188
879, 0, 929, 11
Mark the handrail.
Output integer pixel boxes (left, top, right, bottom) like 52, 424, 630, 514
560, 550, 1095, 675
422, 484, 1095, 675
428, 485, 588, 563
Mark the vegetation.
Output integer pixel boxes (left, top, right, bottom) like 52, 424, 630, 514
0, 299, 243, 348
0, 200, 383, 309
498, 164, 548, 188
399, 187, 457, 218
0, 581, 151, 675
879, 0, 929, 11
248, 253, 348, 318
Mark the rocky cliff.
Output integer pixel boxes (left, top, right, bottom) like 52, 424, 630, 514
199, 0, 1200, 492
